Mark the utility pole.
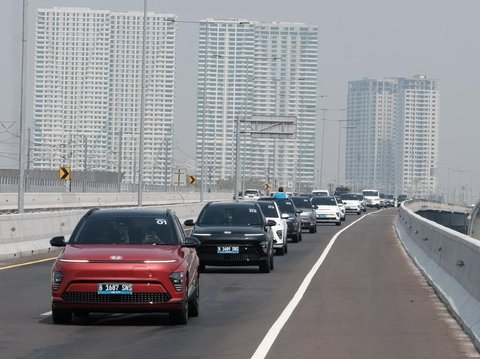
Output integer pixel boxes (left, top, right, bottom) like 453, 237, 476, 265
17, 0, 28, 213
318, 108, 345, 189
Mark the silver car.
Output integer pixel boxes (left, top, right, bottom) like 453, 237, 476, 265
290, 196, 317, 233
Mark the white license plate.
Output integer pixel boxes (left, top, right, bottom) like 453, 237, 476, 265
98, 283, 133, 295
217, 246, 239, 254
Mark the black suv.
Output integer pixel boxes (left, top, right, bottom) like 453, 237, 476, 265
258, 197, 303, 242
185, 201, 275, 273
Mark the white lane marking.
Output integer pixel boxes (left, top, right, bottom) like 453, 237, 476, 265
251, 212, 376, 359
0, 257, 56, 271
41, 311, 52, 316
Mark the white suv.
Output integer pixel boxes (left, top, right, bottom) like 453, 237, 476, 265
362, 189, 381, 209
257, 200, 288, 255
242, 189, 261, 200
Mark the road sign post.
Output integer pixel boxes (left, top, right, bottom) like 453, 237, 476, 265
172, 168, 187, 187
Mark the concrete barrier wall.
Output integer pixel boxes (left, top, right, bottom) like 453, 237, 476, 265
0, 191, 230, 210
0, 195, 230, 261
395, 200, 480, 351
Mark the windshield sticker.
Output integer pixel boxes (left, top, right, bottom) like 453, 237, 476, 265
155, 218, 168, 225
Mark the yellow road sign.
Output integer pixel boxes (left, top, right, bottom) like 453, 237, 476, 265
59, 167, 71, 180
188, 175, 196, 185
263, 183, 271, 191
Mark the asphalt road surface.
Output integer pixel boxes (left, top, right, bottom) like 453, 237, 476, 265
0, 208, 478, 359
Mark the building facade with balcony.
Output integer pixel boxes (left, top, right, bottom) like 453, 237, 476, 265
345, 76, 439, 197
196, 19, 318, 192
33, 7, 176, 186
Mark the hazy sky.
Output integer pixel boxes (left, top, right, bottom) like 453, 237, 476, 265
2, 0, 480, 201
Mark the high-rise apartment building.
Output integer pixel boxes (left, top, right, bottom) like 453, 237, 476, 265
33, 8, 176, 185
196, 19, 318, 191
345, 76, 439, 197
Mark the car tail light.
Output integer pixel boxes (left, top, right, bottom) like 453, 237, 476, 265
52, 271, 63, 291
169, 272, 184, 292
276, 230, 283, 238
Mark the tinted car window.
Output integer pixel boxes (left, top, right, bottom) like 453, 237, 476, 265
70, 215, 177, 245
273, 199, 295, 214
257, 202, 279, 217
198, 204, 263, 226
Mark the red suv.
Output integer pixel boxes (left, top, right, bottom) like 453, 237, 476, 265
49, 208, 200, 325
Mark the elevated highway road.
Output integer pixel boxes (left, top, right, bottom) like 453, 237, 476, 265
0, 208, 478, 358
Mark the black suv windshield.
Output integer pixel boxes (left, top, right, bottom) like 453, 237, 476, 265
70, 215, 177, 245
198, 204, 263, 226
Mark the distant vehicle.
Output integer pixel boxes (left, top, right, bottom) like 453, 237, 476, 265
289, 196, 317, 233
312, 189, 329, 196
397, 194, 408, 207
233, 191, 243, 200
257, 200, 289, 255
186, 201, 275, 273
334, 186, 351, 196
379, 193, 387, 207
258, 197, 303, 243
49, 208, 201, 325
311, 196, 341, 226
362, 189, 381, 209
355, 193, 367, 212
385, 194, 396, 207
242, 189, 262, 200
340, 193, 362, 215
334, 195, 346, 221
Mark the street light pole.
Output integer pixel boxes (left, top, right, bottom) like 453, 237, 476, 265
318, 108, 345, 189
17, 0, 28, 213
199, 21, 209, 202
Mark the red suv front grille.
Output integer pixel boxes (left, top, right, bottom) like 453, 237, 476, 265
62, 292, 172, 304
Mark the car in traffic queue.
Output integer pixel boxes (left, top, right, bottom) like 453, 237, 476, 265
289, 196, 317, 233
334, 195, 347, 221
397, 194, 408, 207
185, 201, 276, 273
49, 208, 201, 325
242, 188, 262, 200
385, 194, 396, 207
258, 197, 303, 242
340, 193, 362, 215
362, 189, 381, 209
312, 189, 330, 196
311, 196, 342, 226
256, 200, 289, 255
355, 193, 367, 212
